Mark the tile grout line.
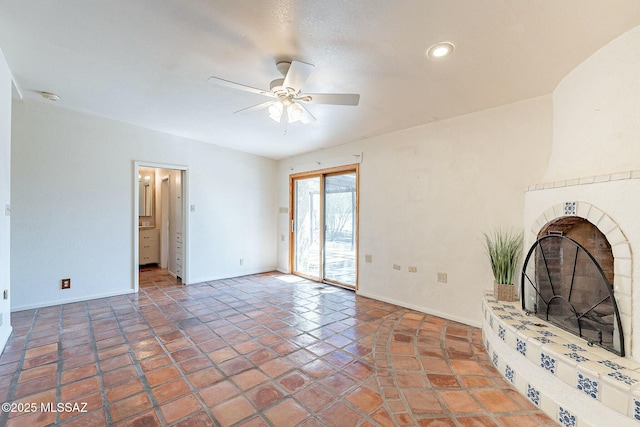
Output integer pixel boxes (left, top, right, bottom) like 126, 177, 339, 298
0, 308, 39, 426
135, 283, 231, 425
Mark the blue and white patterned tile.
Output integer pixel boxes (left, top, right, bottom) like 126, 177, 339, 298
563, 343, 586, 352
533, 336, 554, 344
577, 372, 599, 399
505, 364, 514, 384
598, 360, 625, 371
599, 357, 640, 371
565, 352, 589, 363
558, 406, 576, 427
516, 338, 527, 357
492, 351, 498, 367
606, 371, 639, 386
628, 395, 640, 421
564, 201, 576, 216
601, 368, 640, 392
498, 325, 506, 341
538, 330, 557, 337
541, 352, 556, 374
526, 383, 540, 406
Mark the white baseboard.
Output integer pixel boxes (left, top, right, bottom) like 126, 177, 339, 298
11, 289, 136, 312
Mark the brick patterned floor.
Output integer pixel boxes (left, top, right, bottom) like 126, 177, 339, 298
0, 270, 557, 426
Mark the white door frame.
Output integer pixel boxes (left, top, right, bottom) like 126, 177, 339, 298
133, 161, 189, 292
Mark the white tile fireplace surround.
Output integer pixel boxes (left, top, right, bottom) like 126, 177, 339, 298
482, 171, 640, 426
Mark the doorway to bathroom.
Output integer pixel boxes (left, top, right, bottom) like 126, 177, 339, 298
134, 162, 188, 292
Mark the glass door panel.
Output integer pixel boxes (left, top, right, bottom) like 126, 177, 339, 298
293, 177, 321, 280
323, 173, 356, 286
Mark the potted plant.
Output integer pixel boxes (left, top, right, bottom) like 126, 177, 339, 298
483, 229, 523, 302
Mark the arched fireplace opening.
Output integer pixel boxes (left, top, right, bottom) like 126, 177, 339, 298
539, 217, 614, 286
521, 217, 623, 356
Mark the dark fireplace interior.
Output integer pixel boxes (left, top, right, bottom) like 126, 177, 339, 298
521, 217, 623, 355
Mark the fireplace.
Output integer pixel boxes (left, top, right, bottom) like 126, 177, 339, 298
481, 173, 640, 425
521, 217, 624, 355
523, 184, 635, 361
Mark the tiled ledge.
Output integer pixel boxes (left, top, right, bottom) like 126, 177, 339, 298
482, 293, 639, 427
526, 170, 640, 192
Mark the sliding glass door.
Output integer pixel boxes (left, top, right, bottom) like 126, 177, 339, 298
291, 166, 358, 288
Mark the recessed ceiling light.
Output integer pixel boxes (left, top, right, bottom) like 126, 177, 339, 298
40, 91, 60, 101
426, 42, 455, 59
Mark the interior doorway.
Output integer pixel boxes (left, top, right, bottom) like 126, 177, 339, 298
290, 165, 358, 289
134, 162, 188, 291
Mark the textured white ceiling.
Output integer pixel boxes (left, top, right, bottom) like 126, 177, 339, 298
1, 1, 639, 159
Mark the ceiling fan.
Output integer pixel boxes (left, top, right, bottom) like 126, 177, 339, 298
207, 60, 360, 126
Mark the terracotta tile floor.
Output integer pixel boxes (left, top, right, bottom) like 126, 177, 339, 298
0, 269, 558, 426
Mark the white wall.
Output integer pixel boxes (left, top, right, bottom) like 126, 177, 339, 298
545, 25, 640, 182
0, 49, 13, 348
11, 100, 277, 311
277, 96, 552, 326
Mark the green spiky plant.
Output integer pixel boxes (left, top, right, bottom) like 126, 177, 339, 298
483, 229, 524, 285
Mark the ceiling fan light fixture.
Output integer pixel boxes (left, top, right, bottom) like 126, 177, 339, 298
208, 59, 359, 126
426, 41, 455, 59
268, 103, 283, 122
287, 103, 304, 123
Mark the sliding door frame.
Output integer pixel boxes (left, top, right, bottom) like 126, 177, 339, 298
289, 164, 359, 289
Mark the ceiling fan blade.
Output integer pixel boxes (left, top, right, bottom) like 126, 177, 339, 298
234, 100, 277, 114
207, 76, 274, 98
283, 61, 315, 92
302, 93, 360, 106
299, 104, 316, 124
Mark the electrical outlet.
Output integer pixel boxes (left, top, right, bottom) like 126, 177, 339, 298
61, 278, 71, 289
3, 290, 7, 300
437, 272, 448, 283
365, 254, 372, 263
393, 264, 401, 270
240, 258, 244, 266
408, 266, 417, 273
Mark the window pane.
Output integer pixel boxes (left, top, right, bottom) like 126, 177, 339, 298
294, 177, 320, 279
324, 173, 356, 286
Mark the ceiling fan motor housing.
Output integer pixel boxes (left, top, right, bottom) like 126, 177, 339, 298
275, 61, 291, 76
